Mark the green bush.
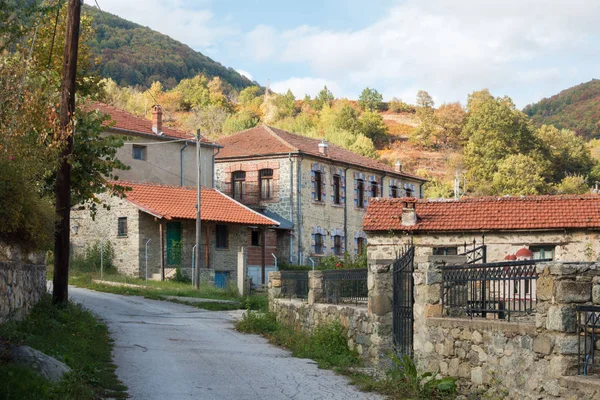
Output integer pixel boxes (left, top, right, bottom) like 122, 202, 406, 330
236, 310, 280, 334
69, 240, 117, 274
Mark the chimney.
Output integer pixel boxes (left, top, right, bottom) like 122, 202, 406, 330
401, 201, 417, 226
395, 159, 402, 172
152, 105, 163, 135
318, 139, 329, 156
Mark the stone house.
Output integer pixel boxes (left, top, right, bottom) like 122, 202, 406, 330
70, 104, 278, 285
363, 195, 600, 264
214, 125, 427, 274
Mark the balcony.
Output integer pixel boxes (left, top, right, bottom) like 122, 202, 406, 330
220, 182, 279, 207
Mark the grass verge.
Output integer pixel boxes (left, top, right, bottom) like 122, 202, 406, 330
236, 310, 457, 399
0, 295, 127, 400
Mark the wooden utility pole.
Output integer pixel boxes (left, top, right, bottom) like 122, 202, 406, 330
194, 130, 202, 289
53, 0, 81, 305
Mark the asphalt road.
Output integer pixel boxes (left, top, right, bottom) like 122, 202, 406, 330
70, 287, 381, 400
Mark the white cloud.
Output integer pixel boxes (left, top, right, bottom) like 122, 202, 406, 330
271, 77, 343, 99
85, 0, 236, 49
247, 0, 600, 106
245, 25, 277, 61
236, 69, 253, 81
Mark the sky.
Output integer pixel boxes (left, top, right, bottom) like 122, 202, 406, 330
86, 0, 600, 108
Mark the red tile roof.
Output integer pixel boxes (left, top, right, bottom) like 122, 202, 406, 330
114, 181, 278, 226
363, 195, 600, 232
90, 102, 213, 143
216, 125, 426, 181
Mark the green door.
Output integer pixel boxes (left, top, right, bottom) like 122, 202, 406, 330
166, 222, 182, 265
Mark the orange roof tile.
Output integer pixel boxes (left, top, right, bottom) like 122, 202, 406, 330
363, 195, 600, 232
114, 181, 278, 226
89, 102, 214, 144
216, 125, 426, 182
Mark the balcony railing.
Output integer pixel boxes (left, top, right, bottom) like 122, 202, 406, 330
219, 182, 279, 206
321, 268, 368, 305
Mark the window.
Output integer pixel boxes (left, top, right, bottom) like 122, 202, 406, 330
390, 186, 399, 198
132, 145, 146, 160
314, 233, 324, 254
333, 175, 341, 205
405, 188, 413, 197
314, 171, 323, 201
433, 247, 458, 256
357, 237, 365, 256
251, 230, 260, 246
371, 181, 378, 198
216, 224, 228, 249
259, 169, 274, 200
530, 246, 555, 260
117, 217, 127, 237
232, 171, 245, 201
357, 179, 364, 208
333, 235, 343, 256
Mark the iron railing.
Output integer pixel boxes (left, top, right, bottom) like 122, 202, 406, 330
280, 270, 309, 299
219, 182, 280, 206
441, 260, 546, 321
321, 268, 368, 305
577, 305, 600, 376
393, 246, 415, 357
460, 242, 487, 264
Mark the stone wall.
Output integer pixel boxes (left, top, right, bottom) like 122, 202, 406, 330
0, 247, 46, 323
412, 259, 600, 399
269, 270, 385, 365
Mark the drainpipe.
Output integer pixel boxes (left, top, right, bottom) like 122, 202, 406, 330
180, 141, 188, 186
418, 181, 424, 199
296, 154, 304, 265
211, 147, 221, 188
288, 153, 294, 264
343, 165, 350, 256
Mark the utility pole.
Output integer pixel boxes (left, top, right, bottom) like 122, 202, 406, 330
194, 130, 202, 289
53, 0, 81, 305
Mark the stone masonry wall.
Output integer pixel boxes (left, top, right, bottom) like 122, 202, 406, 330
412, 260, 600, 399
269, 270, 383, 365
0, 246, 46, 323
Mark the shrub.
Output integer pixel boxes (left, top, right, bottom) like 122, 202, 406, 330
70, 240, 117, 274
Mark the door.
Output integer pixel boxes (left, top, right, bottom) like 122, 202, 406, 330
166, 222, 182, 265
393, 246, 415, 357
215, 271, 229, 289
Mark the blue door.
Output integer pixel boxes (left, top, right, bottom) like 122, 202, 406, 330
215, 272, 229, 289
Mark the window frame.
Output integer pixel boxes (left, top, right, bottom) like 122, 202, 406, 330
231, 171, 246, 201
405, 188, 413, 197
132, 145, 146, 160
251, 229, 260, 247
117, 217, 128, 237
333, 175, 341, 205
370, 181, 378, 198
333, 235, 343, 256
216, 224, 229, 249
433, 247, 458, 256
390, 186, 398, 198
357, 237, 365, 256
357, 179, 365, 208
314, 171, 323, 202
259, 169, 274, 200
530, 245, 555, 260
314, 233, 324, 255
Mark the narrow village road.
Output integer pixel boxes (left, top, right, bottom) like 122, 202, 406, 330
70, 287, 381, 400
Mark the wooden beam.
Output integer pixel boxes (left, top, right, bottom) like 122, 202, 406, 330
159, 221, 165, 281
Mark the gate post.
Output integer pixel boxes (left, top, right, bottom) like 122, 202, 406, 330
308, 270, 323, 305
367, 259, 395, 364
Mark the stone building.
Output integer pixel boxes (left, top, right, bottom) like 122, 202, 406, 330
70, 104, 278, 286
71, 182, 277, 285
215, 125, 427, 274
363, 195, 600, 263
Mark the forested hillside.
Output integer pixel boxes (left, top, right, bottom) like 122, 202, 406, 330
84, 5, 255, 90
524, 79, 600, 140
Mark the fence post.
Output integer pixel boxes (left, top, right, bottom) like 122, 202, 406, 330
237, 246, 247, 297
308, 270, 323, 305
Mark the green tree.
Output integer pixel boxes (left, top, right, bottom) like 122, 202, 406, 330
190, 104, 228, 138
222, 110, 260, 134
359, 110, 388, 145
556, 175, 590, 194
423, 178, 454, 199
358, 87, 383, 111
434, 102, 466, 148
388, 97, 412, 113
416, 90, 435, 109
174, 74, 210, 110
491, 154, 549, 195
274, 89, 297, 119
312, 86, 334, 110
463, 94, 537, 193
412, 90, 437, 147
349, 134, 378, 158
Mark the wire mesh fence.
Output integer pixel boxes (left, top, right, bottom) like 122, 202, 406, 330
279, 270, 309, 299
321, 268, 368, 305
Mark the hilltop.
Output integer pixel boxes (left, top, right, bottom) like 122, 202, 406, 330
84, 5, 256, 90
523, 79, 600, 139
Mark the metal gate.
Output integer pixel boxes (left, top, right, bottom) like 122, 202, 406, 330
393, 246, 415, 357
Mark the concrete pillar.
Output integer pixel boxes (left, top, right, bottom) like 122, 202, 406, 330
308, 270, 323, 305
237, 246, 247, 297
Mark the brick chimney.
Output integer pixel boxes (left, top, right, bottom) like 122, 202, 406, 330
401, 200, 417, 226
395, 159, 402, 172
318, 139, 329, 156
152, 105, 162, 135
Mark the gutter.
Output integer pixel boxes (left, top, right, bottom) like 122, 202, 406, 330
211, 147, 221, 188
297, 153, 304, 264
180, 141, 188, 186
344, 164, 350, 255
289, 152, 294, 263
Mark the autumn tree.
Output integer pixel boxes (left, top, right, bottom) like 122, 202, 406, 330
412, 90, 437, 147
359, 110, 388, 145
491, 154, 549, 195
358, 87, 383, 111
434, 102, 466, 148
556, 175, 590, 194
